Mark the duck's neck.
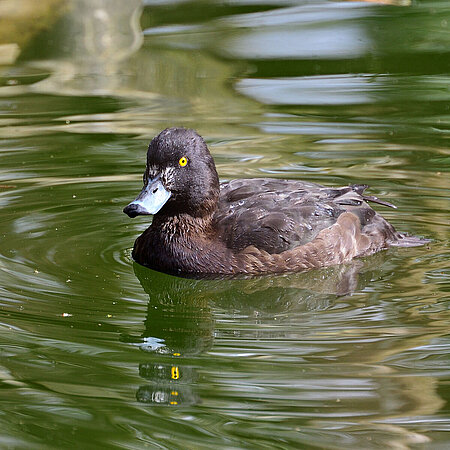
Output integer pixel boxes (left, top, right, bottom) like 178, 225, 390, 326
133, 211, 230, 275
152, 213, 214, 240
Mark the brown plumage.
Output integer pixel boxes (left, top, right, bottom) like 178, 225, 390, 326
124, 128, 429, 276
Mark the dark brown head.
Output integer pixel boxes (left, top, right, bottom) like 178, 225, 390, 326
123, 128, 220, 219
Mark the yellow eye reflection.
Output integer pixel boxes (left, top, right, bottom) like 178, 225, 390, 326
179, 156, 188, 167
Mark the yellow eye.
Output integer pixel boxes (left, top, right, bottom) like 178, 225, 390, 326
179, 156, 188, 167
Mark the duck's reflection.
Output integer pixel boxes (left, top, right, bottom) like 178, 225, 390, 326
128, 266, 211, 406
130, 255, 389, 406
136, 364, 198, 406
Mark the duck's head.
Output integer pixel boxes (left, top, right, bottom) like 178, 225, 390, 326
123, 128, 220, 219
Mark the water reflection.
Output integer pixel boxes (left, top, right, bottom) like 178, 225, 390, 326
120, 252, 448, 447
218, 3, 370, 59
129, 254, 408, 408
13, 0, 143, 96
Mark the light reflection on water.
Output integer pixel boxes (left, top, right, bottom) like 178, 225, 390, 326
0, 0, 449, 448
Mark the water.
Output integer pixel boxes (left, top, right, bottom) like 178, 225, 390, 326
0, 0, 449, 448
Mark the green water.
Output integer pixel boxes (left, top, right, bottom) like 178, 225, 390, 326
0, 0, 448, 448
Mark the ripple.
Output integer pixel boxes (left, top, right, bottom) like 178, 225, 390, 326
99, 240, 135, 268
236, 74, 450, 106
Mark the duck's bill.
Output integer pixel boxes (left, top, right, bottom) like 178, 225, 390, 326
123, 176, 171, 218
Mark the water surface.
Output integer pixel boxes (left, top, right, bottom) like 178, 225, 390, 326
0, 0, 448, 448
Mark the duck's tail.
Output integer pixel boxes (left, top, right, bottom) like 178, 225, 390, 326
350, 185, 431, 248
389, 233, 431, 248
350, 184, 398, 209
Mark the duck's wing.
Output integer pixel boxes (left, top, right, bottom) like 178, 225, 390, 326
214, 179, 394, 255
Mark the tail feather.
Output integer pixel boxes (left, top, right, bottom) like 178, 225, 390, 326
350, 184, 397, 209
389, 233, 431, 248
362, 194, 397, 209
330, 185, 430, 249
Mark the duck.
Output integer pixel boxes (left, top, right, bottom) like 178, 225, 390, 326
123, 127, 428, 276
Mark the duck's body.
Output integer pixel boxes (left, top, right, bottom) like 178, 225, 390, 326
124, 128, 428, 276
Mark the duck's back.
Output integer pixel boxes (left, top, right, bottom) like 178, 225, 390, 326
214, 178, 421, 256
